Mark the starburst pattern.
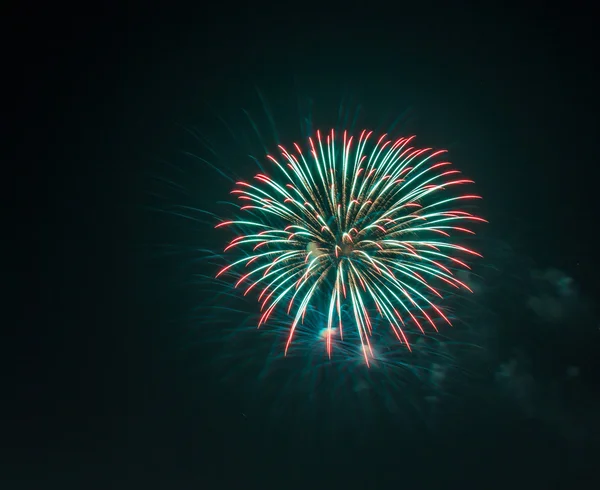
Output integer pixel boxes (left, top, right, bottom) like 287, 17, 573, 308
216, 129, 485, 365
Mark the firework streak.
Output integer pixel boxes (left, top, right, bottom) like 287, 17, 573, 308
216, 130, 485, 365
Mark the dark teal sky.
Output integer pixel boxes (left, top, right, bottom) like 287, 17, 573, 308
6, 3, 598, 488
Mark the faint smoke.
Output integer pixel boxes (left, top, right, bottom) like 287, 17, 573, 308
527, 268, 584, 323
306, 241, 325, 259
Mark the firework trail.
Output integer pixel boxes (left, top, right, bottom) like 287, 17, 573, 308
216, 129, 485, 365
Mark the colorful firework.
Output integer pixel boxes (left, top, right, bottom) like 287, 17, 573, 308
216, 129, 485, 365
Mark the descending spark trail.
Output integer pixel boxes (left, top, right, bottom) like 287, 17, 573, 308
216, 129, 485, 364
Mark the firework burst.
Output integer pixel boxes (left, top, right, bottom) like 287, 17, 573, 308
216, 129, 485, 365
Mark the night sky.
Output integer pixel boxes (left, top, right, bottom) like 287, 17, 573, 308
6, 3, 599, 489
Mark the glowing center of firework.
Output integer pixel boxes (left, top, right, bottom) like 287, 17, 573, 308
335, 240, 354, 258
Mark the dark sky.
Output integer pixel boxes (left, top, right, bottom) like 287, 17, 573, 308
6, 3, 599, 489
